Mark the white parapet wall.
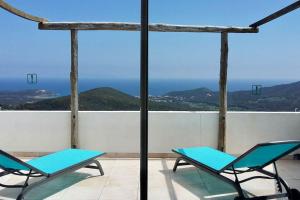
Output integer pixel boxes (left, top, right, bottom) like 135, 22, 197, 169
0, 111, 299, 155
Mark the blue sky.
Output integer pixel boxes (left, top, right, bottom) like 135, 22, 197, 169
0, 0, 299, 80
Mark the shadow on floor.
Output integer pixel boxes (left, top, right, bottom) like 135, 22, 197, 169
0, 172, 98, 200
160, 162, 241, 200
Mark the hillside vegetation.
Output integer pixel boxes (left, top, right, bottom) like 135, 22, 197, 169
18, 87, 192, 111
164, 81, 300, 111
2, 81, 299, 111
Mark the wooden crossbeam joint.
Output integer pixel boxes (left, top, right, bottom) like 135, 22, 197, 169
0, 0, 47, 22
250, 0, 300, 27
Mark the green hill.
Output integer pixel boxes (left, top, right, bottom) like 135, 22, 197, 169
7, 81, 300, 111
164, 81, 300, 111
18, 87, 192, 111
19, 87, 139, 111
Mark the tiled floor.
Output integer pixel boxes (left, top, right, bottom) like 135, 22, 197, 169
0, 159, 299, 200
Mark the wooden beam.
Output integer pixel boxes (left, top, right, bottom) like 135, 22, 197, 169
39, 22, 258, 33
0, 0, 47, 22
70, 30, 79, 148
218, 32, 228, 152
250, 0, 300, 27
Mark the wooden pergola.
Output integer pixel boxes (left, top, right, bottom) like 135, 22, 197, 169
1, 1, 299, 199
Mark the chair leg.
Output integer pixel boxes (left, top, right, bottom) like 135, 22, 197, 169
273, 162, 283, 193
173, 157, 182, 172
272, 162, 295, 199
86, 160, 104, 176
231, 167, 245, 199
16, 171, 31, 200
16, 176, 49, 200
278, 176, 293, 199
254, 168, 294, 200
17, 170, 46, 200
173, 157, 191, 172
93, 160, 104, 176
16, 194, 24, 200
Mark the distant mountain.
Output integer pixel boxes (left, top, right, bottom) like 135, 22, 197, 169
228, 81, 300, 111
163, 81, 300, 111
18, 87, 192, 111
2, 81, 300, 111
19, 87, 139, 111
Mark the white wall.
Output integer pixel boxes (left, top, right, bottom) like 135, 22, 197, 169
227, 112, 300, 154
0, 111, 70, 152
0, 111, 299, 155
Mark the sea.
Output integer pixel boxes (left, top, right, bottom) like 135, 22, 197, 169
0, 78, 297, 97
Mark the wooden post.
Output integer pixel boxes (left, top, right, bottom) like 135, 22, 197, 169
218, 32, 228, 152
70, 29, 79, 148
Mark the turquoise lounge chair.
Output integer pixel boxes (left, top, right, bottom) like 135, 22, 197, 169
0, 148, 105, 200
172, 140, 300, 200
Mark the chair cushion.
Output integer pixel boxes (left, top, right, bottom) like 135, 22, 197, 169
27, 149, 104, 175
0, 153, 29, 171
233, 142, 300, 168
173, 146, 236, 171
